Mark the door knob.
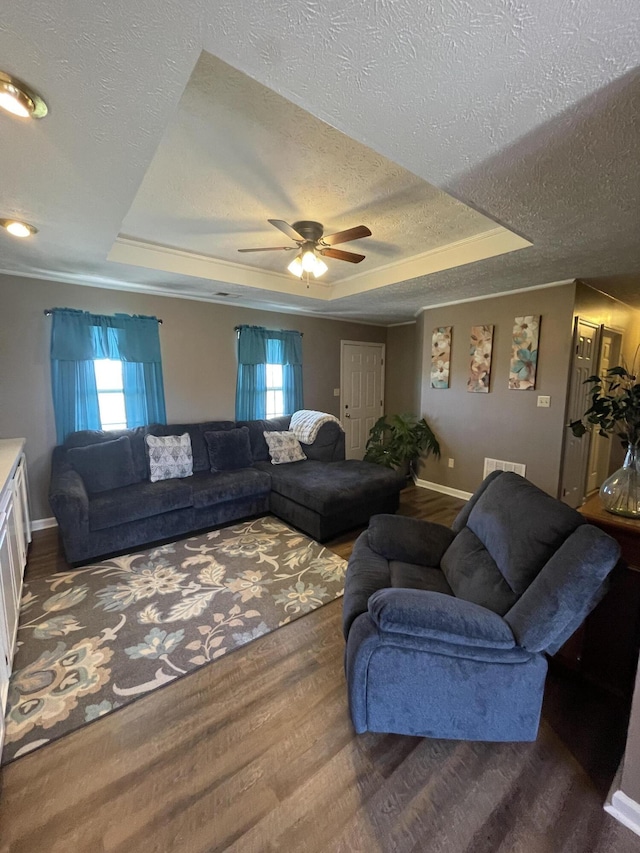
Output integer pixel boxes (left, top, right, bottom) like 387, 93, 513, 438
345, 413, 351, 418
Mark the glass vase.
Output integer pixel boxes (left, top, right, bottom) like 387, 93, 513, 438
599, 443, 640, 518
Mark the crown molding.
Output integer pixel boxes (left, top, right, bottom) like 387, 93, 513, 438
414, 279, 576, 315
108, 237, 332, 300
107, 226, 532, 305
330, 227, 532, 299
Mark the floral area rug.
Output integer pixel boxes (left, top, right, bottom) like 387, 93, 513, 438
3, 516, 346, 763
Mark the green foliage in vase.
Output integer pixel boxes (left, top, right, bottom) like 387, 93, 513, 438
364, 413, 440, 471
569, 366, 640, 447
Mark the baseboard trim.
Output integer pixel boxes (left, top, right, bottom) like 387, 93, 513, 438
31, 517, 58, 531
412, 475, 473, 501
605, 790, 640, 837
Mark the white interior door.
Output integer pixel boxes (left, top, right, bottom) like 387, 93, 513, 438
341, 342, 385, 460
560, 319, 600, 507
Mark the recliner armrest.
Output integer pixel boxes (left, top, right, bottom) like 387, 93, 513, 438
368, 588, 516, 649
368, 514, 455, 566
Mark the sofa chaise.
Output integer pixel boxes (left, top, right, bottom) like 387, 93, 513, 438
343, 471, 620, 742
50, 415, 405, 564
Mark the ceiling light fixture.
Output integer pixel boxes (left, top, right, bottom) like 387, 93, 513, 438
287, 247, 328, 279
0, 71, 48, 119
0, 218, 38, 238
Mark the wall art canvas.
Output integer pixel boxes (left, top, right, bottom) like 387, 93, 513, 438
509, 316, 540, 390
430, 326, 452, 388
467, 325, 494, 393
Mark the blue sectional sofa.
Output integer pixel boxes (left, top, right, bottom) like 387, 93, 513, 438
50, 415, 405, 564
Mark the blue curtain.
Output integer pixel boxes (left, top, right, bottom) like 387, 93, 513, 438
235, 325, 303, 420
50, 308, 166, 442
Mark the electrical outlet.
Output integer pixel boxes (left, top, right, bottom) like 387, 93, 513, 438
537, 395, 551, 408
448, 458, 455, 468
333, 388, 340, 397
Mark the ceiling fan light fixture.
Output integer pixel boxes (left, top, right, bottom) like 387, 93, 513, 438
301, 249, 317, 273
312, 257, 328, 278
287, 256, 304, 278
0, 71, 48, 119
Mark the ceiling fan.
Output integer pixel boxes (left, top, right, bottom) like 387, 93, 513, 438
238, 219, 372, 278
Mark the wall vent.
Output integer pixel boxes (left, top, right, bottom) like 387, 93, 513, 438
483, 457, 526, 479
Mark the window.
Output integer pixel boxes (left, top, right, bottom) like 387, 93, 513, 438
265, 363, 284, 419
94, 359, 127, 430
50, 309, 166, 443
235, 325, 303, 421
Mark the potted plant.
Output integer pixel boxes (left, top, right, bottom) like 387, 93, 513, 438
570, 365, 640, 517
364, 413, 440, 478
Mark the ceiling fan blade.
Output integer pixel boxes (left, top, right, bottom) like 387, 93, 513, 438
267, 219, 305, 241
237, 246, 295, 252
320, 247, 365, 263
321, 225, 371, 246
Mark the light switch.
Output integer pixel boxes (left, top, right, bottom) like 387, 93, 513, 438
333, 388, 340, 397
537, 395, 551, 408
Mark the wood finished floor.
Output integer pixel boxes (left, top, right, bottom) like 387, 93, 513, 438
0, 486, 638, 852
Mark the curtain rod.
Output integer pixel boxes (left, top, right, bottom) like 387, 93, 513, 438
234, 325, 303, 336
44, 310, 163, 324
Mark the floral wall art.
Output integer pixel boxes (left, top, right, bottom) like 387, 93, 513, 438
430, 326, 452, 388
467, 325, 494, 393
509, 316, 540, 390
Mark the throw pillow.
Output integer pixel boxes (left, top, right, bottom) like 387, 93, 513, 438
68, 435, 137, 494
205, 427, 253, 472
145, 432, 193, 483
263, 430, 307, 465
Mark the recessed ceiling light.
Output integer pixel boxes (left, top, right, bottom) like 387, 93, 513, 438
0, 71, 48, 119
0, 218, 38, 238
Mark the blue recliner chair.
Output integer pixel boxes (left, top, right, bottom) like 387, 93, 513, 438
343, 471, 620, 741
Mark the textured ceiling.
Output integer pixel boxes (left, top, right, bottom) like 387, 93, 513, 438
120, 51, 507, 283
0, 1, 639, 324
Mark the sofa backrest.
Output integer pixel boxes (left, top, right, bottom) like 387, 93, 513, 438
300, 421, 346, 462
59, 414, 345, 487
146, 421, 236, 473
236, 416, 292, 462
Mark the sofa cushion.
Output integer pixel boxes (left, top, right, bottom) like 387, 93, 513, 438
467, 472, 585, 595
257, 459, 404, 515
68, 436, 137, 495
190, 469, 272, 508
205, 427, 253, 472
236, 417, 292, 462
145, 432, 193, 483
89, 479, 193, 531
64, 427, 148, 482
263, 430, 307, 465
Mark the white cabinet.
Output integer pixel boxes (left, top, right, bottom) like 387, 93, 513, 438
0, 439, 31, 759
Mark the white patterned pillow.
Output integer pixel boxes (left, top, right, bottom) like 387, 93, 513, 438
145, 433, 193, 483
263, 430, 307, 465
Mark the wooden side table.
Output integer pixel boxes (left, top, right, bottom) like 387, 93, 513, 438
554, 492, 640, 696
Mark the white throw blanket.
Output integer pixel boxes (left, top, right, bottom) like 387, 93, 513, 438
290, 410, 344, 445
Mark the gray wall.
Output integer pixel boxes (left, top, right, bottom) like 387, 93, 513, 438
0, 274, 386, 520
416, 283, 577, 497
384, 322, 418, 416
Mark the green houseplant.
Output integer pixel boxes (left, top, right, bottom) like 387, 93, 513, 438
364, 413, 440, 478
570, 365, 640, 517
